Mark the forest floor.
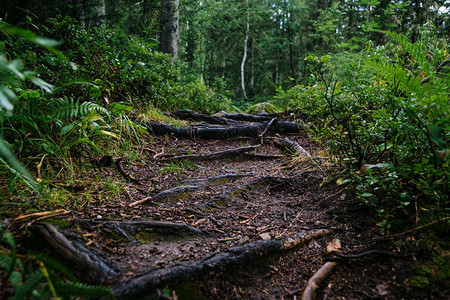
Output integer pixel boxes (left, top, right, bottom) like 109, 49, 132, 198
7, 112, 448, 299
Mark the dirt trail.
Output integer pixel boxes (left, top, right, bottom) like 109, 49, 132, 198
24, 112, 428, 299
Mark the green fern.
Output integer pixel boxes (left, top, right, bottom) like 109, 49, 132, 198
364, 60, 422, 94
52, 96, 109, 120
54, 281, 113, 299
11, 269, 45, 300
30, 252, 77, 282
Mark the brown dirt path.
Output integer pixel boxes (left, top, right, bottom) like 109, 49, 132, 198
19, 114, 442, 299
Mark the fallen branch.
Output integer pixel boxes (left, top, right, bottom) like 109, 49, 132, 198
259, 118, 277, 144
14, 209, 69, 223
167, 145, 260, 161
116, 158, 140, 184
302, 262, 338, 300
30, 224, 118, 284
129, 196, 153, 207
112, 229, 331, 299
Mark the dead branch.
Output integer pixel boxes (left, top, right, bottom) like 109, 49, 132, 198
302, 262, 338, 300
167, 145, 260, 161
112, 229, 331, 300
129, 196, 153, 207
259, 118, 277, 144
14, 209, 69, 223
30, 224, 118, 284
116, 158, 140, 184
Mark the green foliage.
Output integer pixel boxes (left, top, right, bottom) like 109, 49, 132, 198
0, 224, 112, 299
273, 29, 448, 229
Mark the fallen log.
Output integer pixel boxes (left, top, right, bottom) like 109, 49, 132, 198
170, 110, 237, 125
167, 145, 260, 161
30, 224, 118, 284
112, 229, 331, 299
143, 121, 301, 139
152, 185, 204, 202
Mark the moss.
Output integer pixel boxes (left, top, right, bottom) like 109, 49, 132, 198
411, 275, 429, 288
246, 102, 279, 114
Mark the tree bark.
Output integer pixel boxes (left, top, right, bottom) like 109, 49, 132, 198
240, 0, 250, 100
160, 0, 179, 61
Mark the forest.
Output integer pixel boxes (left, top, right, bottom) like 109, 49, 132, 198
0, 0, 448, 299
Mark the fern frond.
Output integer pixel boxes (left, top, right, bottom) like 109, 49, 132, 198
364, 60, 422, 94
52, 97, 109, 121
54, 281, 113, 299
372, 29, 430, 74
30, 252, 77, 282
12, 269, 45, 300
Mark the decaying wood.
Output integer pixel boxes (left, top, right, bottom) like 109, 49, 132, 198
170, 110, 237, 125
302, 262, 338, 300
30, 224, 118, 284
143, 121, 301, 139
116, 158, 140, 184
112, 229, 331, 300
167, 145, 260, 161
273, 138, 310, 156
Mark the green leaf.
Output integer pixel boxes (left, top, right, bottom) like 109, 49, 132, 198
428, 125, 445, 149
61, 123, 76, 136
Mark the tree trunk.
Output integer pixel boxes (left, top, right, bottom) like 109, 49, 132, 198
240, 0, 250, 100
160, 0, 179, 61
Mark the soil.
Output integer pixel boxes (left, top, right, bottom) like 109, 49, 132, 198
6, 114, 449, 299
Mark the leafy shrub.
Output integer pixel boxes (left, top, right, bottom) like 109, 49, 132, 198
274, 29, 448, 228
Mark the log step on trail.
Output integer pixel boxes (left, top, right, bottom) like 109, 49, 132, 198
142, 120, 302, 139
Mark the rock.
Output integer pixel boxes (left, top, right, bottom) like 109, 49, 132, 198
259, 232, 271, 240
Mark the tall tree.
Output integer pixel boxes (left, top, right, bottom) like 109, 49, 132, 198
160, 0, 180, 60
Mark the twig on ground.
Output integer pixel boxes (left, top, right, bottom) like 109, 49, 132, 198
302, 262, 338, 300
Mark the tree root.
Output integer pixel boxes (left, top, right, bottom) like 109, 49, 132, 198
76, 220, 210, 237
167, 145, 260, 161
178, 173, 254, 185
302, 262, 338, 300
273, 137, 310, 156
30, 224, 118, 284
170, 110, 238, 125
112, 229, 331, 299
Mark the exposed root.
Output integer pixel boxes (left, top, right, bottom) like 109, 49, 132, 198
112, 229, 331, 300
30, 224, 118, 284
167, 145, 260, 161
